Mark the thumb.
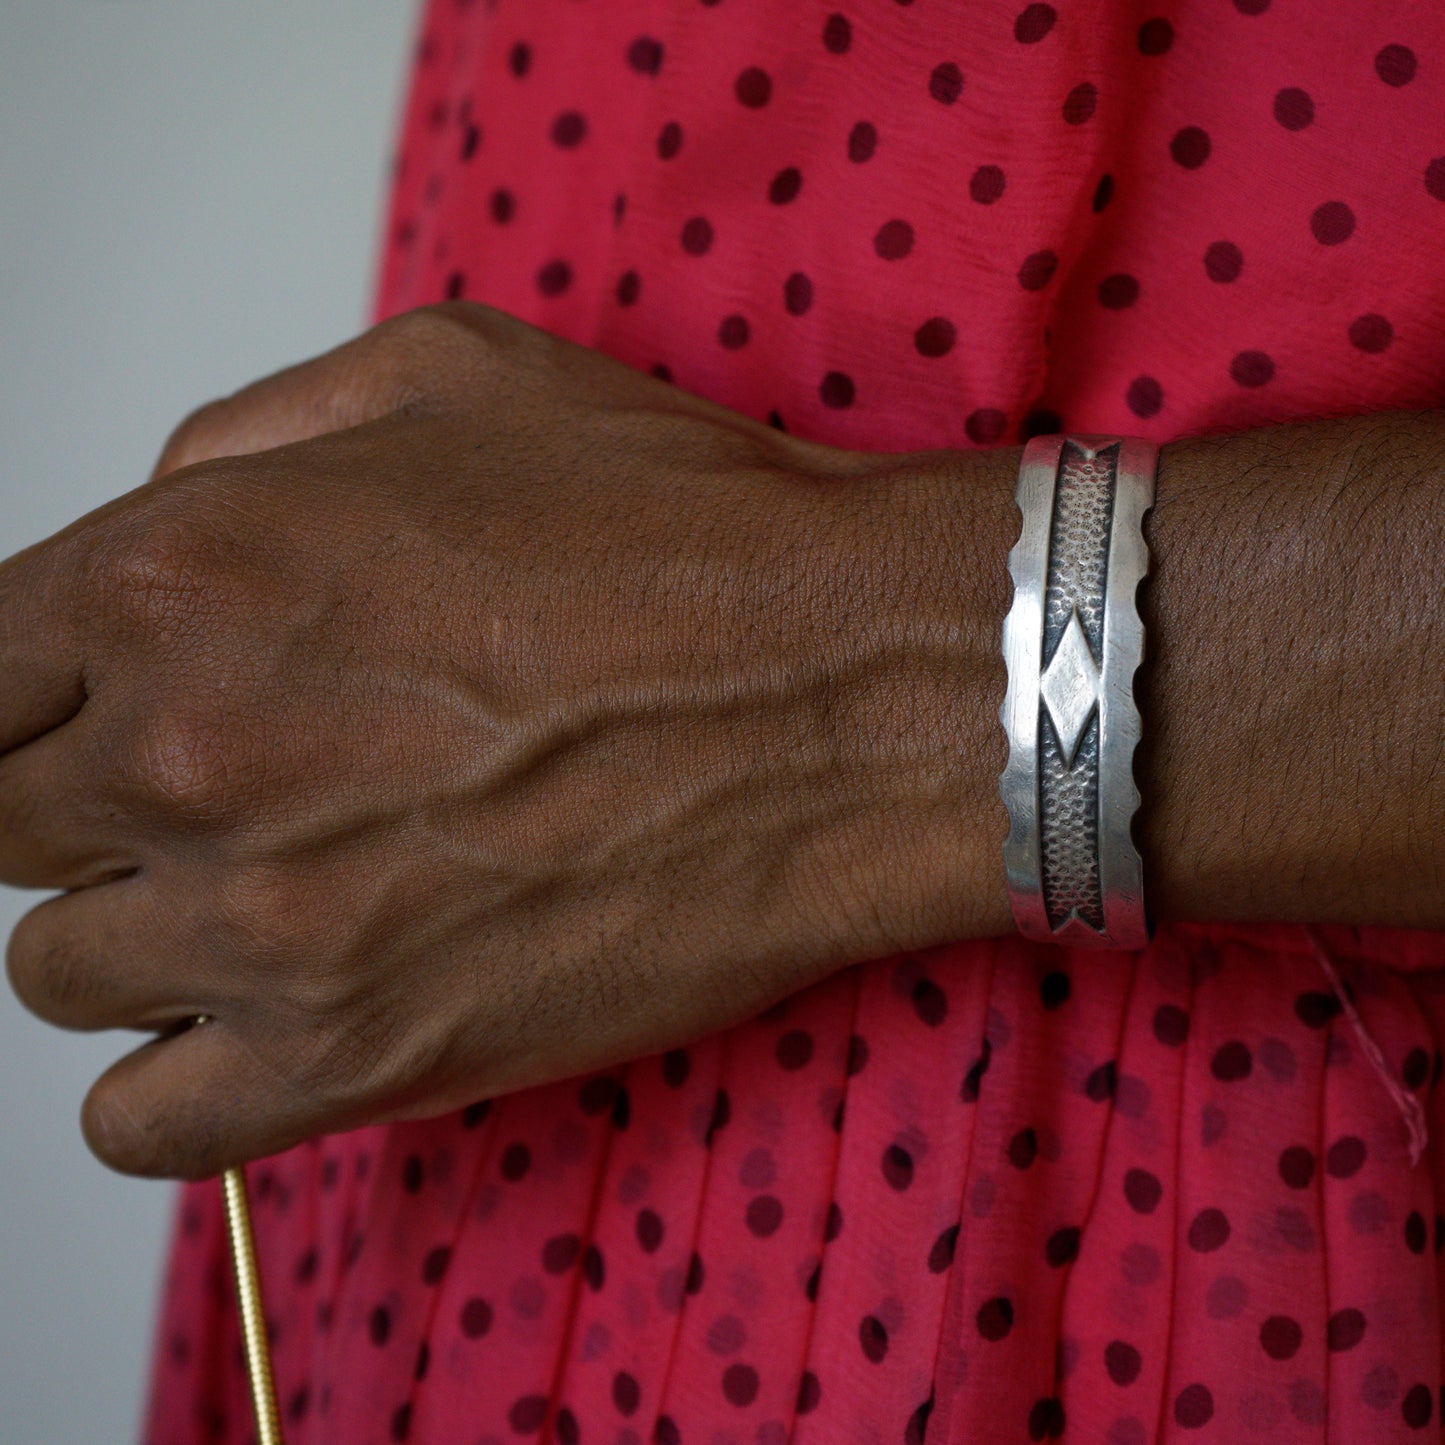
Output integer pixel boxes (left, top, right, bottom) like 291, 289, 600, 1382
149, 304, 486, 480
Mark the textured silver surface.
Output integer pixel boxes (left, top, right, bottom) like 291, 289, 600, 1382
999, 434, 1156, 949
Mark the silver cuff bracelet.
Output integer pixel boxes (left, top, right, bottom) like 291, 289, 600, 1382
999, 434, 1157, 949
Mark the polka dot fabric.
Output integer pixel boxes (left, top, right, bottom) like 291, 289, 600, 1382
145, 4, 1445, 1442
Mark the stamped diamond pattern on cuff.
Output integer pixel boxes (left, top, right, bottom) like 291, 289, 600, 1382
1040, 607, 1100, 769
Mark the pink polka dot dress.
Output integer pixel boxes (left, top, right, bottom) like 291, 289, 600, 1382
144, 3, 1445, 1442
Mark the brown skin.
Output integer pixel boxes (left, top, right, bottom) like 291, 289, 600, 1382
1, 302, 1440, 1179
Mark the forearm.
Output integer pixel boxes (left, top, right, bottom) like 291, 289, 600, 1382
831, 409, 1445, 949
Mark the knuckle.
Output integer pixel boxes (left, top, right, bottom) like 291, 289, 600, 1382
125, 704, 244, 820
372, 302, 512, 402
213, 861, 327, 972
154, 399, 233, 478
91, 498, 233, 633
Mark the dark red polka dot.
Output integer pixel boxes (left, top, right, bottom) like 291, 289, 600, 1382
930, 62, 964, 104
797, 1372, 822, 1413
489, 187, 515, 224
615, 270, 640, 306
1153, 1003, 1189, 1045
656, 1418, 681, 1445
509, 1395, 548, 1434
534, 260, 572, 296
775, 1029, 814, 1069
1349, 314, 1393, 353
1174, 1384, 1214, 1428
745, 1195, 783, 1237
369, 1304, 391, 1347
636, 1208, 663, 1252
718, 314, 749, 349
929, 1224, 960, 1273
422, 1245, 451, 1285
1092, 173, 1115, 211
1126, 376, 1163, 419
1170, 126, 1211, 168
1008, 1127, 1039, 1169
1211, 1041, 1252, 1081
874, 219, 915, 259
543, 1233, 581, 1274
848, 120, 878, 162
912, 979, 948, 1026
1063, 82, 1098, 125
1311, 200, 1355, 244
1204, 240, 1243, 282
823, 13, 852, 53
1376, 44, 1417, 87
783, 272, 814, 316
1187, 1207, 1230, 1252
1019, 249, 1059, 290
657, 121, 683, 159
1137, 18, 1173, 55
1426, 158, 1445, 202
627, 36, 664, 75
966, 408, 1008, 445
1046, 1226, 1081, 1267
1022, 409, 1064, 440
401, 1154, 424, 1192
769, 166, 803, 204
1261, 1315, 1303, 1360
460, 1297, 493, 1339
1085, 1061, 1117, 1101
915, 316, 957, 357
1234, 0, 1270, 12
1014, 5, 1057, 44
976, 1295, 1014, 1340
1098, 273, 1139, 309
1405, 1211, 1428, 1254
820, 371, 855, 408
860, 1315, 889, 1362
825, 1202, 844, 1242
681, 216, 714, 255
1028, 1397, 1066, 1440
1404, 1047, 1431, 1089
662, 1049, 690, 1087
1279, 1145, 1316, 1189
1326, 1136, 1367, 1179
1230, 350, 1275, 388
722, 1363, 759, 1406
1296, 990, 1343, 1027
735, 67, 772, 107
460, 123, 481, 161
555, 1408, 578, 1445
971, 164, 1006, 204
550, 111, 587, 148
612, 1370, 641, 1415
508, 42, 531, 77
1327, 1307, 1366, 1351
1105, 1339, 1142, 1385
1273, 88, 1314, 130
1402, 1383, 1433, 1427
1124, 1168, 1163, 1214
883, 1143, 915, 1190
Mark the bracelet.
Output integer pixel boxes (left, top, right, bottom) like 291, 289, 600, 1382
998, 434, 1157, 949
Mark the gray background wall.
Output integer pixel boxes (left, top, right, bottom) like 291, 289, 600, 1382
0, 5, 416, 1439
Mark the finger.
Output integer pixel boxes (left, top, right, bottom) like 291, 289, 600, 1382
81, 1015, 321, 1179
149, 304, 485, 480
0, 717, 140, 889
5, 874, 219, 1034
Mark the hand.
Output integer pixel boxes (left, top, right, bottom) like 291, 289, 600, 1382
2, 302, 1015, 1178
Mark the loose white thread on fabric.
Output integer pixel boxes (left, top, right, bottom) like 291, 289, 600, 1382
1303, 924, 1427, 1168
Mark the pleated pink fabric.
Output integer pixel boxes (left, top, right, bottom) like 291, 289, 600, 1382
144, 3, 1445, 1442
